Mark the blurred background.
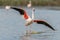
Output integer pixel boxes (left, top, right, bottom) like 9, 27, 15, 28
0, 0, 60, 6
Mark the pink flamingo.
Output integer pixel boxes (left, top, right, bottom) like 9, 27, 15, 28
5, 6, 55, 31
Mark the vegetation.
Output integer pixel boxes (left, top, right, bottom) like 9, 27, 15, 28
0, 0, 60, 6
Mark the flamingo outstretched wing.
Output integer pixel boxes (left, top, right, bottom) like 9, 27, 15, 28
11, 7, 30, 20
7, 7, 55, 31
10, 7, 32, 22
33, 20, 55, 31
10, 7, 33, 26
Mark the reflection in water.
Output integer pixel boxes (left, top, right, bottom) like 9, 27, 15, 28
20, 31, 55, 40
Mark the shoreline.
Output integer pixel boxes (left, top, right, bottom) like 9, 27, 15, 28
0, 6, 60, 10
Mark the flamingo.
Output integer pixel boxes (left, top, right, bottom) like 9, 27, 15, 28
5, 6, 55, 31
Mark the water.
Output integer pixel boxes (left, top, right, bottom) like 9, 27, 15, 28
0, 7, 60, 40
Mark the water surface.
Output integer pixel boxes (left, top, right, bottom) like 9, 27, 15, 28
0, 7, 60, 40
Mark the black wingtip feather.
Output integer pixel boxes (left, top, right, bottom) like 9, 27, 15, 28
37, 21, 55, 31
11, 7, 24, 15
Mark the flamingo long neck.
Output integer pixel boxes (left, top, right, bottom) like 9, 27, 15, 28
32, 8, 35, 20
